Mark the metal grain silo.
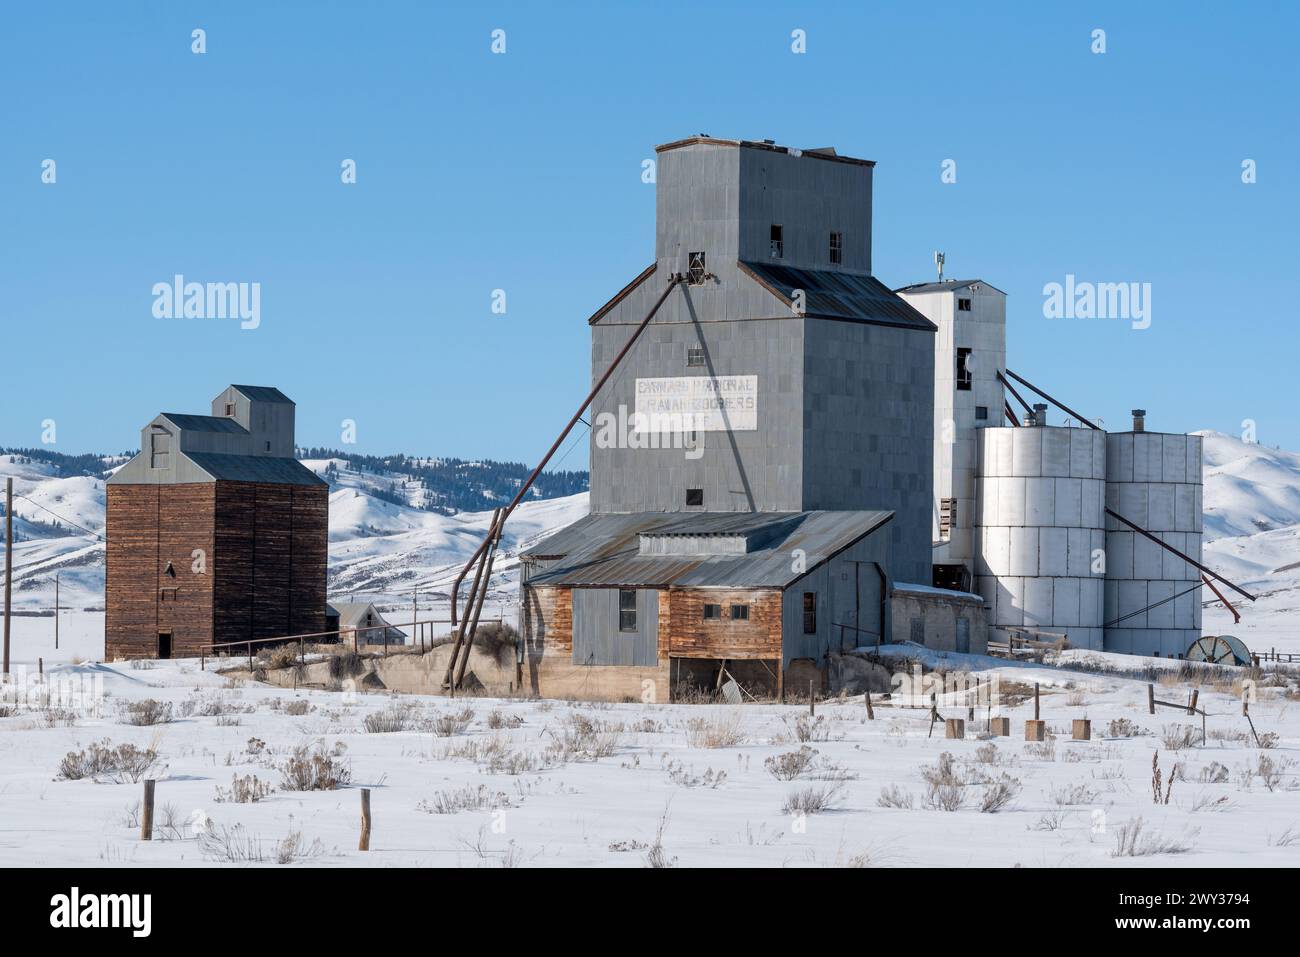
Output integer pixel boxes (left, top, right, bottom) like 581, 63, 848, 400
974, 421, 1107, 650
1103, 413, 1203, 657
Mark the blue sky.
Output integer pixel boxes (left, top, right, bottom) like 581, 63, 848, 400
2, 1, 1295, 464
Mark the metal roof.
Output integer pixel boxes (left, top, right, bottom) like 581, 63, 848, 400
184, 452, 326, 486
894, 279, 1007, 296
523, 510, 892, 589
159, 413, 247, 433
655, 136, 876, 168
739, 262, 937, 332
230, 385, 294, 403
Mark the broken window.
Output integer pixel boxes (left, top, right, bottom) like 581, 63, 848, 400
619, 589, 637, 632
956, 348, 973, 391
149, 426, 171, 469
687, 346, 705, 367
939, 498, 957, 539
829, 231, 842, 264
802, 592, 817, 634
687, 251, 706, 285
957, 297, 972, 312
703, 603, 722, 620
685, 488, 704, 507
731, 604, 750, 621
770, 224, 783, 259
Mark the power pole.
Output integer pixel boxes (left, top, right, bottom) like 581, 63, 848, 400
3, 477, 12, 676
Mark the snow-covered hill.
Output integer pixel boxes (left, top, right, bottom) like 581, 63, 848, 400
1, 432, 1297, 653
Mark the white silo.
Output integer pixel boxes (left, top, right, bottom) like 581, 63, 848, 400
1103, 411, 1203, 657
974, 418, 1108, 650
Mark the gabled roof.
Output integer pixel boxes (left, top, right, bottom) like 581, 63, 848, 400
894, 279, 1007, 296
184, 452, 326, 486
158, 413, 247, 433
739, 262, 937, 332
230, 385, 294, 404
523, 510, 892, 589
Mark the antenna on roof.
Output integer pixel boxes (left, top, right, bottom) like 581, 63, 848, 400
934, 251, 945, 282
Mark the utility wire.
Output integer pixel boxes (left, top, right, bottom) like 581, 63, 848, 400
10, 494, 103, 541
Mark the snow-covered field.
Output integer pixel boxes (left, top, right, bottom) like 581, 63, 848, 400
1, 623, 1297, 867
1, 434, 1298, 867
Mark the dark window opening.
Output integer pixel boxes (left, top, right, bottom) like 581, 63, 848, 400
265, 440, 271, 451
618, 588, 637, 632
829, 231, 842, 264
956, 347, 973, 391
687, 346, 706, 367
802, 592, 817, 634
224, 403, 235, 416
957, 297, 972, 312
157, 632, 172, 660
687, 251, 706, 285
731, 604, 750, 620
685, 487, 704, 507
939, 498, 957, 539
703, 603, 722, 620
770, 224, 783, 259
975, 405, 988, 421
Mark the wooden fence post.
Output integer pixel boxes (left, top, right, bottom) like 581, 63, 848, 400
809, 679, 815, 717
359, 788, 371, 851
1034, 683, 1040, 721
1147, 683, 1155, 715
1187, 689, 1199, 716
864, 691, 874, 720
141, 780, 155, 841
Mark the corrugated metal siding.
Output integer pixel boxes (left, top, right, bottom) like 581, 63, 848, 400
782, 530, 889, 665
572, 588, 659, 667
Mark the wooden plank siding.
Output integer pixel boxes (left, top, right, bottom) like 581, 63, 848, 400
106, 484, 216, 659
106, 480, 327, 659
523, 584, 781, 662
663, 588, 783, 659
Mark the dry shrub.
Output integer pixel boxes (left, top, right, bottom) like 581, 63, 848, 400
765, 746, 819, 781
877, 785, 915, 809
431, 707, 475, 737
1106, 718, 1146, 738
979, 775, 1021, 813
364, 705, 414, 733
486, 709, 523, 730
782, 784, 844, 815
328, 651, 365, 681
59, 740, 161, 783
283, 700, 310, 716
547, 712, 623, 761
417, 784, 511, 815
279, 742, 351, 791
685, 711, 747, 748
117, 699, 174, 726
1161, 724, 1198, 750
1111, 817, 1198, 857
214, 774, 274, 804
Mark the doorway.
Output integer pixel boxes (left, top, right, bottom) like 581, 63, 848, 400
157, 631, 173, 660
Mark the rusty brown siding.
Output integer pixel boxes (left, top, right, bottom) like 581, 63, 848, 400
665, 588, 782, 659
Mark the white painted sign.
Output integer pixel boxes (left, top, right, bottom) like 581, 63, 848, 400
633, 375, 758, 432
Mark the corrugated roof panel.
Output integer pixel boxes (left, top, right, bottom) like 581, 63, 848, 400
160, 413, 247, 433
184, 452, 326, 486
739, 262, 937, 332
230, 385, 295, 403
524, 510, 892, 589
